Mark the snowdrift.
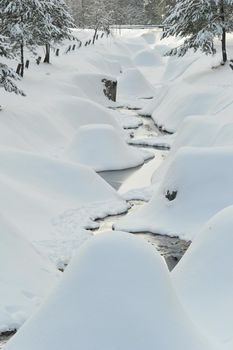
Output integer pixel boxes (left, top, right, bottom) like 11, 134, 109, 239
172, 205, 233, 345
65, 124, 150, 171
5, 232, 216, 350
134, 50, 162, 67
0, 149, 127, 262
72, 73, 117, 105
141, 32, 156, 44
117, 68, 155, 99
0, 215, 59, 333
115, 147, 233, 240
151, 82, 232, 133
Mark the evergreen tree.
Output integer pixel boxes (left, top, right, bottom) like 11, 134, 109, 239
0, 35, 24, 98
162, 0, 233, 64
0, 0, 40, 77
34, 0, 76, 63
145, 0, 161, 24
84, 0, 111, 44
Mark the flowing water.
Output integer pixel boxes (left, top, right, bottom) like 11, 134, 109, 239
97, 108, 190, 271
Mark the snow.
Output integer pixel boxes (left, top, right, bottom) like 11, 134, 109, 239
115, 147, 233, 240
0, 215, 60, 333
65, 124, 152, 171
4, 232, 216, 350
133, 49, 162, 67
0, 148, 128, 263
129, 134, 174, 149
117, 68, 155, 99
1, 26, 233, 347
172, 205, 233, 346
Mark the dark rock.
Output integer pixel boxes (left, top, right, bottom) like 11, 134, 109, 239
102, 78, 117, 102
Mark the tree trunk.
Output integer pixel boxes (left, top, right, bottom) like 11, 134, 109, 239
220, 0, 227, 64
20, 43, 24, 77
44, 43, 50, 63
92, 28, 98, 45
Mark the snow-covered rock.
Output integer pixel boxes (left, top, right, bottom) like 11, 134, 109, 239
117, 68, 155, 99
4, 232, 216, 350
65, 124, 151, 171
172, 205, 233, 345
115, 147, 233, 240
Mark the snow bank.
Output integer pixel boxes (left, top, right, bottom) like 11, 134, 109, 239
5, 232, 216, 350
0, 149, 127, 263
141, 32, 156, 44
151, 82, 232, 133
48, 96, 123, 137
115, 147, 233, 240
134, 50, 162, 67
171, 114, 233, 151
72, 73, 117, 105
65, 124, 151, 171
172, 205, 233, 345
0, 215, 59, 333
117, 68, 155, 99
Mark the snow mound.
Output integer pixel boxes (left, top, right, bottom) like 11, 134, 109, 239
171, 115, 233, 151
152, 44, 170, 56
104, 53, 135, 69
5, 232, 216, 350
173, 205, 233, 344
141, 32, 156, 44
162, 55, 199, 82
134, 50, 162, 67
72, 73, 117, 105
115, 147, 233, 240
118, 68, 155, 99
0, 149, 127, 262
48, 96, 122, 136
0, 215, 59, 333
151, 82, 233, 133
65, 124, 149, 171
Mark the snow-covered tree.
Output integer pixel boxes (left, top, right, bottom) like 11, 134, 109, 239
36, 0, 76, 63
0, 0, 40, 77
84, 0, 111, 44
0, 35, 24, 98
0, 0, 75, 72
162, 0, 233, 64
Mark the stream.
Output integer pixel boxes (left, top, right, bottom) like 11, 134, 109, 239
97, 108, 190, 271
0, 109, 190, 348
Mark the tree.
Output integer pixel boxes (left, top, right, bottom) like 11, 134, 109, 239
0, 35, 25, 98
162, 0, 233, 64
145, 0, 161, 24
0, 0, 40, 77
34, 0, 76, 63
84, 0, 111, 44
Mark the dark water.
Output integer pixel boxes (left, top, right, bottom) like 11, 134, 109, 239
94, 200, 190, 271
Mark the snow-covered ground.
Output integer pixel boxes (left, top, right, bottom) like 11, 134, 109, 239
1, 27, 233, 350
4, 233, 217, 350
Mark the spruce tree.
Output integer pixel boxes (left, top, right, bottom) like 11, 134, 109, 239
162, 0, 233, 64
0, 0, 39, 77
84, 0, 111, 44
0, 35, 24, 98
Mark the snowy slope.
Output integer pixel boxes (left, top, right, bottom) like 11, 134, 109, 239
0, 215, 60, 333
172, 205, 233, 346
116, 147, 233, 240
4, 233, 217, 350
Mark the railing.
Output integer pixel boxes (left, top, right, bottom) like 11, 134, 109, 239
110, 24, 164, 30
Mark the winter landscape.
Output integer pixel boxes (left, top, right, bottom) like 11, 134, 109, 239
1, 0, 233, 349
